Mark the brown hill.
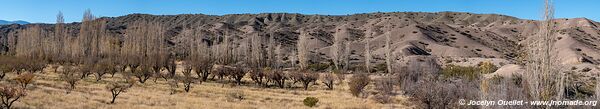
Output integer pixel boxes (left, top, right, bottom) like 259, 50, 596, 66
1, 12, 600, 68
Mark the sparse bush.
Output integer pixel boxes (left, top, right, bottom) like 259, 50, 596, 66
60, 65, 80, 93
349, 73, 370, 97
373, 77, 395, 103
14, 73, 35, 89
181, 64, 195, 92
303, 97, 319, 107
406, 80, 479, 109
321, 72, 336, 90
106, 82, 131, 104
0, 84, 26, 109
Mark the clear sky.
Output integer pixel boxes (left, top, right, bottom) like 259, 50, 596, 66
1, 0, 598, 23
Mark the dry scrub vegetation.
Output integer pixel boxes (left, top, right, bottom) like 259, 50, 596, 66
2, 1, 598, 108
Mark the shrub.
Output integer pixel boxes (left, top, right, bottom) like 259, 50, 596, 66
373, 76, 395, 103
478, 61, 498, 74
0, 84, 26, 109
106, 82, 131, 104
180, 64, 195, 92
442, 64, 480, 80
307, 63, 330, 72
321, 72, 336, 90
60, 65, 80, 93
133, 65, 152, 83
14, 73, 35, 89
303, 97, 319, 107
349, 73, 370, 97
372, 94, 393, 104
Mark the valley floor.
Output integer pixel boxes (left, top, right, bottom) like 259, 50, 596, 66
4, 67, 411, 109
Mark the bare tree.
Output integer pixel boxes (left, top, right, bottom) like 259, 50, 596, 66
596, 69, 600, 100
297, 31, 310, 69
267, 34, 277, 68
0, 84, 26, 109
385, 32, 393, 74
215, 32, 238, 65
184, 28, 214, 81
292, 70, 319, 90
321, 72, 336, 90
265, 68, 286, 88
364, 33, 372, 73
524, 0, 562, 101
121, 20, 167, 83
106, 82, 130, 104
15, 25, 46, 60
332, 29, 347, 70
60, 65, 80, 94
181, 62, 195, 92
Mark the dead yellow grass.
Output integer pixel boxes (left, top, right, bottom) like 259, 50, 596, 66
1, 66, 412, 109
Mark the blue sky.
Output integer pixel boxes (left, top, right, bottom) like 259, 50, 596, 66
1, 0, 598, 23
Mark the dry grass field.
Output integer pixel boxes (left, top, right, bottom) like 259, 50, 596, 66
1, 65, 411, 109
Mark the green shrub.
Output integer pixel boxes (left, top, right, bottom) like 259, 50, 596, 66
303, 97, 319, 107
478, 61, 498, 74
441, 64, 480, 80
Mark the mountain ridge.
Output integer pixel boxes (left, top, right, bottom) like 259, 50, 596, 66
1, 12, 599, 69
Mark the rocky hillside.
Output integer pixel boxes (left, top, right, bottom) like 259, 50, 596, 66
1, 12, 600, 70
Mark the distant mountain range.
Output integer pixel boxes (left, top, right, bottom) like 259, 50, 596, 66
0, 20, 29, 25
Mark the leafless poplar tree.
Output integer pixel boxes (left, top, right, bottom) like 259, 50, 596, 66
15, 25, 46, 60
184, 28, 214, 81
122, 20, 167, 83
385, 32, 393, 74
297, 31, 310, 69
364, 33, 372, 73
524, 0, 562, 101
332, 29, 348, 70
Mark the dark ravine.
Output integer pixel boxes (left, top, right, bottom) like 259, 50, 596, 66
1, 12, 600, 65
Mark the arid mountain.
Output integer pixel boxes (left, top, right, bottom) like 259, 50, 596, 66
1, 12, 600, 69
